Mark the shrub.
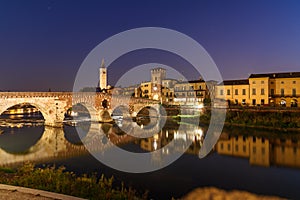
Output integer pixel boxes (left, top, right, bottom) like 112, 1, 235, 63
0, 162, 146, 200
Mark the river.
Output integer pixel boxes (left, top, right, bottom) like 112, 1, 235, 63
0, 113, 300, 199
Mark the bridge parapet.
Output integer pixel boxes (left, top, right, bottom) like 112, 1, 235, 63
0, 92, 73, 98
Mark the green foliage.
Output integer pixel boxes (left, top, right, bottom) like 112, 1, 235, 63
0, 162, 146, 200
0, 167, 15, 173
199, 108, 300, 129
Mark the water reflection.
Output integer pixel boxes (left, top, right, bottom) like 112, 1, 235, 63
216, 132, 300, 168
0, 118, 299, 171
0, 126, 44, 154
1, 115, 300, 199
0, 113, 44, 128
0, 125, 88, 166
138, 125, 204, 155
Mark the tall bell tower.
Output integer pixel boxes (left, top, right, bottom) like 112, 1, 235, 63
99, 59, 107, 90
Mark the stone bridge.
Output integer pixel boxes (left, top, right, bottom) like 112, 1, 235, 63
0, 92, 161, 127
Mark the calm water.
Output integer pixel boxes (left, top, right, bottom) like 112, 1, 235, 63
0, 114, 300, 199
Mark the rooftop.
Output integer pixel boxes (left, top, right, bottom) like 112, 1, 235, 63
220, 79, 249, 85
175, 79, 205, 84
249, 72, 300, 79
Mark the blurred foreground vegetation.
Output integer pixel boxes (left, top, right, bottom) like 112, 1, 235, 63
0, 163, 147, 200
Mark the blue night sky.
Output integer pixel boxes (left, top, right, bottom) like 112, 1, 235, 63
1, 0, 300, 91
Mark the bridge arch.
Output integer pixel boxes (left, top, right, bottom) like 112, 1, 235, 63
111, 105, 131, 118
0, 102, 48, 124
65, 102, 99, 122
135, 105, 160, 118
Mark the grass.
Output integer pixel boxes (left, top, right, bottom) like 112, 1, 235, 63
0, 162, 147, 200
0, 167, 15, 173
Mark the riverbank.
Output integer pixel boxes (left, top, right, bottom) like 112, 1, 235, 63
0, 184, 84, 200
0, 163, 147, 200
0, 165, 286, 200
170, 106, 300, 131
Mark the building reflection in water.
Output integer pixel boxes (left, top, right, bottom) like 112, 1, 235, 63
216, 133, 300, 168
0, 118, 300, 170
139, 125, 205, 156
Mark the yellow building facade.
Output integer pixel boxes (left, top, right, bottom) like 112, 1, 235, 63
215, 80, 250, 106
216, 72, 300, 107
140, 81, 152, 99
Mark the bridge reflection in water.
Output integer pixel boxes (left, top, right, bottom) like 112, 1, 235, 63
0, 119, 300, 170
0, 119, 205, 167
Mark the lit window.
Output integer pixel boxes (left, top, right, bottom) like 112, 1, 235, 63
235, 89, 238, 95
242, 89, 246, 95
281, 89, 284, 96
292, 89, 296, 97
227, 89, 230, 95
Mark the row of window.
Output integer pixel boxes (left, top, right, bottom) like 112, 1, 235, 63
220, 89, 247, 96
270, 88, 297, 97
221, 88, 297, 96
175, 92, 196, 97
164, 92, 173, 97
253, 80, 297, 84
175, 85, 204, 91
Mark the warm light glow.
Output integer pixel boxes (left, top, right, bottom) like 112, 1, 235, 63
153, 94, 159, 100
195, 103, 204, 109
195, 128, 203, 140
132, 112, 137, 117
71, 111, 78, 116
174, 132, 187, 141
153, 140, 158, 150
